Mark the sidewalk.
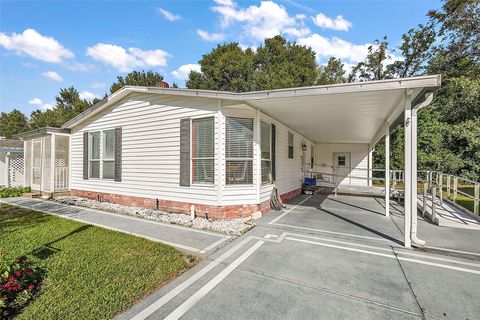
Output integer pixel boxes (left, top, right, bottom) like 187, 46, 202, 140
0, 197, 232, 255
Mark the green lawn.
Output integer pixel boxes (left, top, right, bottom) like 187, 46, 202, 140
0, 203, 194, 319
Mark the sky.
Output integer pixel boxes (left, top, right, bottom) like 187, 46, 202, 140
0, 0, 441, 115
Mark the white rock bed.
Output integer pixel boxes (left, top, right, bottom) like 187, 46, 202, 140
54, 196, 254, 235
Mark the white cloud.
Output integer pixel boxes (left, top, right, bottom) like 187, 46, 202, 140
90, 81, 105, 89
298, 34, 370, 64
42, 71, 63, 82
86, 43, 170, 72
0, 28, 74, 63
28, 98, 42, 105
211, 0, 310, 41
196, 29, 226, 42
171, 64, 201, 80
312, 13, 352, 31
157, 8, 181, 21
79, 91, 99, 101
42, 103, 54, 110
214, 0, 234, 5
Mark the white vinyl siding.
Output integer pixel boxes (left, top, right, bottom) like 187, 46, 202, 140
192, 117, 214, 184
225, 117, 253, 185
259, 113, 313, 203
315, 143, 369, 186
70, 93, 221, 206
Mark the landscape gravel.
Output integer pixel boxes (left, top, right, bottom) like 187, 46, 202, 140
55, 196, 254, 235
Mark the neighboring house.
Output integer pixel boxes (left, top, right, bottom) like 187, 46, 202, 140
14, 75, 441, 224
0, 137, 24, 187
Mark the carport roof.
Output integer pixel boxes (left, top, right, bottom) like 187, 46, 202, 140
62, 75, 441, 144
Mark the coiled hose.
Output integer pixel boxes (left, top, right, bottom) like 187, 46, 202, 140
270, 185, 286, 211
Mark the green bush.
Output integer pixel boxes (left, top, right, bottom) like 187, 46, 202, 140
0, 187, 30, 198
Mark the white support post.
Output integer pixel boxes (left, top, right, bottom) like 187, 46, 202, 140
385, 122, 390, 217
446, 175, 451, 198
404, 93, 412, 248
216, 100, 225, 206
50, 133, 56, 193
453, 177, 458, 203
368, 146, 374, 187
410, 100, 425, 246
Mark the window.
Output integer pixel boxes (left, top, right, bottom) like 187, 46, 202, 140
89, 131, 100, 178
226, 117, 253, 185
288, 132, 294, 159
192, 117, 214, 184
103, 129, 115, 179
261, 121, 272, 184
337, 156, 346, 166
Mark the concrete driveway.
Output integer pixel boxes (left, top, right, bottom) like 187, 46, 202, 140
120, 194, 480, 320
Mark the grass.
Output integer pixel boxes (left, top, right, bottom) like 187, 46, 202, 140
0, 203, 194, 319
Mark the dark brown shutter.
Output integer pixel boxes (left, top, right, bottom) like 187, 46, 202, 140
271, 124, 276, 182
83, 132, 88, 179
114, 127, 122, 182
180, 118, 190, 186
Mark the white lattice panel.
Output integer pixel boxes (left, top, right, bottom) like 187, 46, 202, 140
9, 154, 24, 187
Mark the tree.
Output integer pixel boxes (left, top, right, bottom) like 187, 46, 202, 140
186, 36, 317, 92
427, 0, 480, 78
348, 37, 392, 82
110, 70, 164, 94
316, 57, 346, 85
29, 87, 92, 128
187, 42, 255, 92
253, 36, 317, 90
0, 109, 29, 138
387, 24, 436, 78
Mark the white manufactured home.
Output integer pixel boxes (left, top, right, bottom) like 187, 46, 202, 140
15, 75, 441, 247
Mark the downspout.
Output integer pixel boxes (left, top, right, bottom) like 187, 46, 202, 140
410, 91, 434, 247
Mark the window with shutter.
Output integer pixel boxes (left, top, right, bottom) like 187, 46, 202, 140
89, 131, 100, 178
103, 129, 115, 179
288, 132, 294, 159
192, 117, 214, 184
226, 117, 253, 185
260, 121, 272, 184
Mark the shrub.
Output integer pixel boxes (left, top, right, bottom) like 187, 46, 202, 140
0, 186, 31, 198
0, 254, 42, 319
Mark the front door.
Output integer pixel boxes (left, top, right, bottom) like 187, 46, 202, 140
333, 152, 351, 185
32, 140, 42, 190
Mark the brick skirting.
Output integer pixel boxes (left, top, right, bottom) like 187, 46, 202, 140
71, 188, 301, 219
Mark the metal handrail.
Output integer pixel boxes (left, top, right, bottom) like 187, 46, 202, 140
303, 163, 480, 216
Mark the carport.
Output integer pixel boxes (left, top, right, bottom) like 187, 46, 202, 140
242, 75, 441, 248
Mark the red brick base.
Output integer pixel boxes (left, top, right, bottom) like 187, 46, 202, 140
71, 188, 301, 219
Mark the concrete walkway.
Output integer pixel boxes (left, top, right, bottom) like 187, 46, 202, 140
0, 197, 232, 255
119, 194, 480, 320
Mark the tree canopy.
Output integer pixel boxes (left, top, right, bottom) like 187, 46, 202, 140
186, 36, 317, 92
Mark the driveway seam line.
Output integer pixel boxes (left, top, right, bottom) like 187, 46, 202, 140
233, 264, 424, 318
391, 246, 427, 320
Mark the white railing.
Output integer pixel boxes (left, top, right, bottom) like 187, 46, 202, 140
54, 166, 69, 191
302, 164, 480, 217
